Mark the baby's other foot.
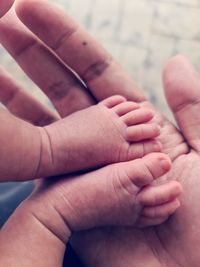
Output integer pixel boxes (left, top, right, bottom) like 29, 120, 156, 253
39, 95, 162, 177
55, 153, 182, 230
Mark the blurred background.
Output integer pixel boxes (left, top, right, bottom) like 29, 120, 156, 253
54, 0, 200, 118
0, 0, 200, 225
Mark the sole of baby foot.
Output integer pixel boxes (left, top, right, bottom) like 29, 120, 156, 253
39, 95, 162, 177
53, 152, 182, 231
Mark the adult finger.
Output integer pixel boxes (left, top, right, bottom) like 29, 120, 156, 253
0, 0, 14, 17
163, 55, 200, 152
0, 67, 58, 126
0, 11, 94, 117
16, 0, 145, 103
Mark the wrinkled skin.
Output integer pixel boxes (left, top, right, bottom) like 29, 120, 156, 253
0, 0, 200, 266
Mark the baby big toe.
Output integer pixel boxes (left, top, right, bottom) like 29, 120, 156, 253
126, 153, 171, 187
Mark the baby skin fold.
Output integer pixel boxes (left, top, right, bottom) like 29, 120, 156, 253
0, 95, 181, 229
38, 95, 161, 177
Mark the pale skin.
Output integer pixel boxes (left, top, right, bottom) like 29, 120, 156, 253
0, 74, 183, 264
0, 1, 199, 267
0, 73, 181, 226
0, 4, 167, 181
40, 95, 163, 176
0, 1, 183, 266
0, 93, 163, 181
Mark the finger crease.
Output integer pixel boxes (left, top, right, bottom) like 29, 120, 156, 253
82, 57, 112, 82
14, 39, 38, 59
53, 27, 78, 51
175, 98, 200, 114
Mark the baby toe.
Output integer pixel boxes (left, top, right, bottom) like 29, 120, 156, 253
138, 181, 182, 206
126, 140, 162, 160
126, 124, 160, 142
101, 95, 126, 108
112, 101, 139, 116
142, 198, 180, 218
124, 153, 171, 187
122, 108, 154, 126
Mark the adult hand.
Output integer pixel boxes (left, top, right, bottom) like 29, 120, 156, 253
0, 1, 199, 266
0, 0, 14, 17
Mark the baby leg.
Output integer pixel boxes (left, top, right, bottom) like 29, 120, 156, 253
51, 152, 181, 231
38, 96, 162, 177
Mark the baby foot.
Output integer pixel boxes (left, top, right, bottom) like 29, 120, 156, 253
38, 95, 161, 177
53, 153, 182, 231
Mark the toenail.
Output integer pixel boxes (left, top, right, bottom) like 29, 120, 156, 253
160, 159, 171, 172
